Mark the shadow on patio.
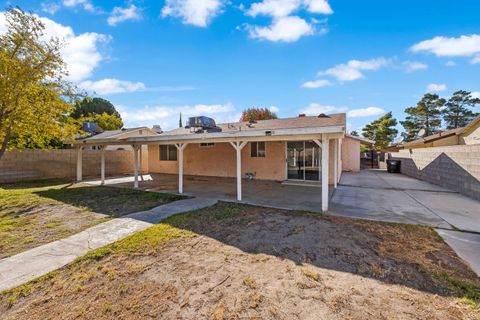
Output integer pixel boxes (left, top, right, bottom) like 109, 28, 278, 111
89, 173, 330, 212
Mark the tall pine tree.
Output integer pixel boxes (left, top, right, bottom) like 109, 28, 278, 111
401, 93, 445, 141
443, 90, 479, 129
362, 112, 398, 150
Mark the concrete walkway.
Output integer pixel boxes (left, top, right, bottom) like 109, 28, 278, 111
436, 229, 480, 276
0, 197, 217, 292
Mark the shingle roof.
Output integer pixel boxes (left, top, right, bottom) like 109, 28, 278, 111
83, 127, 152, 141
403, 127, 464, 147
161, 113, 346, 136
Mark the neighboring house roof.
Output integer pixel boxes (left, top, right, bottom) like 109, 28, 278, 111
403, 127, 465, 147
345, 134, 374, 145
82, 127, 158, 141
76, 114, 346, 145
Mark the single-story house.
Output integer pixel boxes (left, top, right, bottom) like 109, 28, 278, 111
401, 115, 480, 150
75, 113, 367, 211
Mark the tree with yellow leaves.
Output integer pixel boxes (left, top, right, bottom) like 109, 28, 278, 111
0, 7, 77, 160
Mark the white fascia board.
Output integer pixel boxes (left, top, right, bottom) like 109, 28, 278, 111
74, 126, 345, 145
126, 126, 345, 143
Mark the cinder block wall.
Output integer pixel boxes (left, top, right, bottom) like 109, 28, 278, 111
388, 145, 480, 200
0, 149, 149, 183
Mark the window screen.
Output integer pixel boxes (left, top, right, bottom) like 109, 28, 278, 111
159, 145, 178, 161
251, 142, 265, 157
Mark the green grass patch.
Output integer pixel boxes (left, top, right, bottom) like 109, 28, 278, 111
434, 272, 480, 309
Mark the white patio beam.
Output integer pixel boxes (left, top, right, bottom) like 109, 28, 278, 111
100, 145, 106, 185
321, 135, 329, 212
175, 143, 189, 194
76, 146, 83, 182
229, 141, 248, 201
333, 139, 338, 188
132, 144, 141, 188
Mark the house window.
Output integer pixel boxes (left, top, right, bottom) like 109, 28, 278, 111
200, 143, 215, 147
159, 145, 177, 161
251, 142, 266, 157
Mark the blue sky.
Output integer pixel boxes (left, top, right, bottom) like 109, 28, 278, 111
1, 0, 480, 133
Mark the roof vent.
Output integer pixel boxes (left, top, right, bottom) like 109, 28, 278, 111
298, 114, 306, 118
318, 113, 330, 118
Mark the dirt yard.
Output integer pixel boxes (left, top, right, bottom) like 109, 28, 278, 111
1, 202, 479, 319
0, 179, 184, 259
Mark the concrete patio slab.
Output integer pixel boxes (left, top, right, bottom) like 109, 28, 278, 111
0, 197, 216, 292
406, 190, 480, 233
331, 170, 480, 233
86, 174, 330, 212
436, 229, 480, 276
339, 169, 451, 192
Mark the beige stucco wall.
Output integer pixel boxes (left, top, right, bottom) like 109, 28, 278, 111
148, 140, 341, 183
461, 122, 480, 145
341, 137, 360, 172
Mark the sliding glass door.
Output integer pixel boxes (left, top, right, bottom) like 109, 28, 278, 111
287, 141, 321, 181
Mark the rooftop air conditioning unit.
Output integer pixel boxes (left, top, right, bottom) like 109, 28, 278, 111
185, 116, 222, 133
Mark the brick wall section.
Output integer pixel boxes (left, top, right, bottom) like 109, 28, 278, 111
0, 149, 148, 183
388, 145, 480, 200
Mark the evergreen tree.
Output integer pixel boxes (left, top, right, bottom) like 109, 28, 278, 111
362, 112, 398, 150
443, 90, 479, 129
401, 93, 445, 141
350, 130, 359, 136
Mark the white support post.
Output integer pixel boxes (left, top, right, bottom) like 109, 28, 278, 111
321, 135, 330, 212
139, 147, 144, 181
175, 143, 188, 194
76, 146, 83, 182
333, 139, 338, 188
338, 138, 343, 183
100, 145, 106, 185
132, 145, 141, 188
229, 141, 248, 201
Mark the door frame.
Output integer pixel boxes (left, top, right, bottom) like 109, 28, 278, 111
285, 141, 321, 181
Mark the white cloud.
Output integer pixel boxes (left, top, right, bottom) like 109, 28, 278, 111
41, 2, 60, 15
62, 0, 95, 12
347, 107, 384, 118
247, 0, 301, 18
108, 5, 142, 26
445, 60, 456, 67
427, 83, 447, 92
404, 61, 428, 73
410, 34, 480, 64
79, 79, 146, 95
300, 103, 348, 115
301, 103, 384, 118
319, 58, 390, 81
269, 106, 280, 113
162, 0, 223, 27
470, 92, 480, 99
472, 55, 480, 64
121, 103, 240, 129
248, 16, 313, 42
304, 0, 333, 14
0, 12, 110, 82
246, 0, 332, 17
301, 79, 332, 88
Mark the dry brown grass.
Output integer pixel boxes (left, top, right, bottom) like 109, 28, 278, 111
1, 202, 479, 319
